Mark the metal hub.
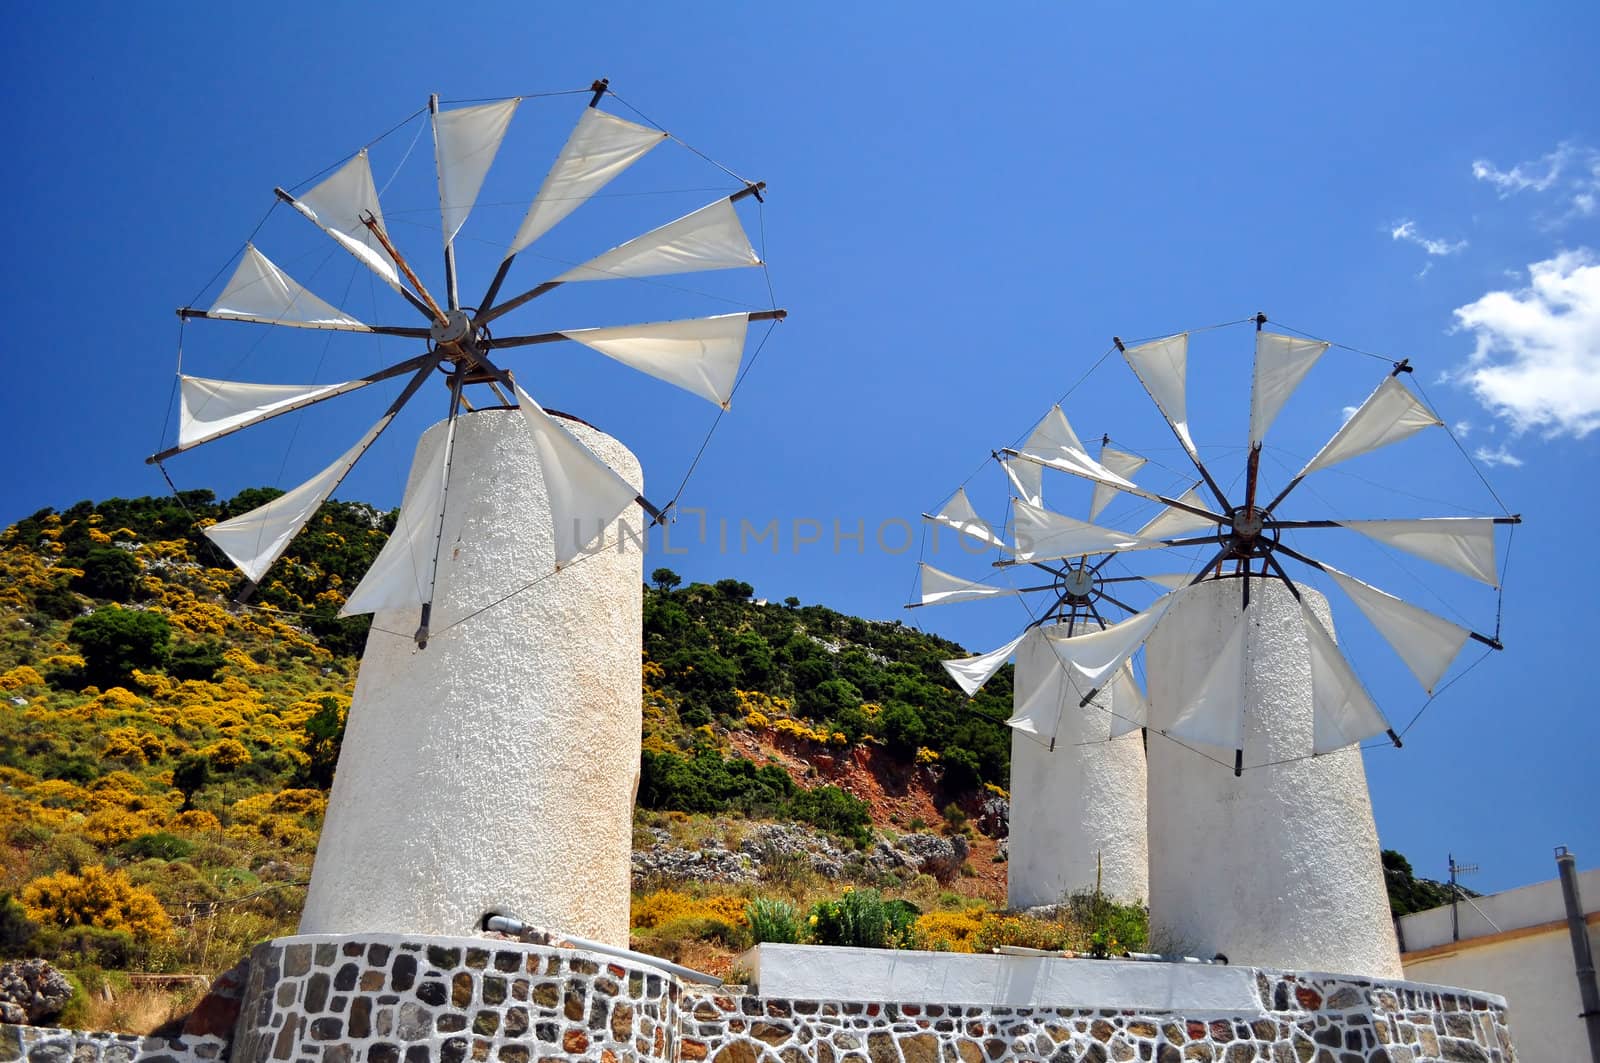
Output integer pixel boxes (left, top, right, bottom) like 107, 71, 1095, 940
1060, 567, 1096, 600
1222, 506, 1278, 558
430, 309, 473, 346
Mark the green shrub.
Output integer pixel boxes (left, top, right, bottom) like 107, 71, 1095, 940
807, 889, 918, 950
167, 640, 225, 682
745, 897, 802, 945
68, 606, 170, 688
72, 548, 142, 602
1061, 889, 1148, 956
789, 785, 871, 847
119, 833, 196, 862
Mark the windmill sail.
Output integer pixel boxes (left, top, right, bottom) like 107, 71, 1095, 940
1089, 447, 1147, 521
211, 246, 370, 331
1325, 565, 1471, 694
434, 98, 520, 248
1038, 592, 1174, 688
1297, 376, 1443, 476
1339, 517, 1499, 588
917, 563, 1021, 607
1002, 456, 1043, 508
1164, 609, 1248, 750
554, 198, 761, 281
943, 631, 1026, 697
1133, 488, 1215, 539
290, 151, 405, 293
1010, 499, 1165, 562
207, 414, 391, 583
1250, 331, 1329, 446
1302, 602, 1393, 753
1121, 334, 1196, 458
561, 313, 749, 408
924, 487, 1005, 549
1014, 407, 1139, 490
340, 441, 450, 617
1007, 628, 1069, 747
179, 376, 362, 450
508, 108, 668, 256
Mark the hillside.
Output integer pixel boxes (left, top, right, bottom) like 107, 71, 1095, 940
0, 490, 1457, 1025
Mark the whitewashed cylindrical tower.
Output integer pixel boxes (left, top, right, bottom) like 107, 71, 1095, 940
1008, 632, 1147, 905
300, 408, 643, 945
1145, 580, 1400, 976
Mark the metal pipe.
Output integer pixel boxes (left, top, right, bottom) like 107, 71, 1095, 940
1556, 846, 1600, 1063
481, 912, 723, 986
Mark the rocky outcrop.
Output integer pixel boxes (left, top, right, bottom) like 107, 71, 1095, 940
630, 825, 972, 886
0, 960, 72, 1026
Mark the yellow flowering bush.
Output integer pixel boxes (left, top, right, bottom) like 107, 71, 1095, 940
630, 890, 750, 930
21, 865, 172, 942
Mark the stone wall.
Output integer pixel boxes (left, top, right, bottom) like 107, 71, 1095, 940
1, 935, 1517, 1062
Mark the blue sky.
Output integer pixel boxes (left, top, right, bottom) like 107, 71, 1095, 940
4, 3, 1597, 894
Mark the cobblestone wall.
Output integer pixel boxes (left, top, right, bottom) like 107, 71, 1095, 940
2, 936, 1516, 1062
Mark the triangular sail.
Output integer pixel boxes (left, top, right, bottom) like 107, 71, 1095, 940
924, 487, 1005, 550
1340, 517, 1499, 588
1009, 499, 1165, 562
1133, 489, 1215, 540
179, 376, 358, 450
513, 383, 642, 568
942, 631, 1026, 697
1164, 610, 1247, 750
210, 245, 369, 331
206, 414, 389, 583
1297, 376, 1443, 476
292, 151, 404, 293
508, 108, 668, 256
433, 98, 520, 248
1105, 661, 1148, 739
340, 441, 450, 617
1015, 407, 1138, 491
918, 563, 1021, 607
1250, 332, 1329, 447
1089, 447, 1146, 521
554, 197, 761, 281
1039, 592, 1175, 688
1325, 566, 1471, 694
561, 313, 748, 408
1006, 628, 1067, 747
1122, 334, 1195, 457
1002, 457, 1042, 508
1144, 573, 1194, 590
1302, 602, 1393, 754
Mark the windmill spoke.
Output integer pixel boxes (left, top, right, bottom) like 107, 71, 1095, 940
176, 307, 430, 338
1098, 591, 1138, 614
274, 185, 437, 322
489, 310, 788, 351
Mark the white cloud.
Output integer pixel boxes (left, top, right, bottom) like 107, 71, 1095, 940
1389, 219, 1467, 256
1340, 405, 1361, 424
1451, 249, 1600, 437
1472, 444, 1523, 468
1472, 142, 1600, 220
1453, 421, 1472, 437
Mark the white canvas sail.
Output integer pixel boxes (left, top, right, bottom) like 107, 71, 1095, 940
291, 151, 404, 293
509, 108, 667, 255
1250, 332, 1329, 446
942, 631, 1026, 697
1164, 610, 1247, 750
1010, 499, 1165, 562
207, 415, 388, 583
1041, 592, 1174, 688
918, 563, 1021, 607
434, 98, 520, 248
179, 376, 359, 450
1006, 628, 1069, 747
561, 313, 748, 408
924, 487, 1006, 550
1105, 661, 1149, 738
1015, 407, 1139, 491
1122, 334, 1195, 456
1089, 447, 1147, 521
340, 441, 450, 617
1325, 566, 1471, 693
210, 245, 369, 331
1297, 376, 1443, 476
1302, 602, 1393, 753
1340, 517, 1499, 587
555, 198, 761, 281
1134, 489, 1215, 540
513, 383, 642, 567
1002, 457, 1043, 508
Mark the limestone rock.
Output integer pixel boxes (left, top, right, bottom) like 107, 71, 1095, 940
0, 959, 73, 1025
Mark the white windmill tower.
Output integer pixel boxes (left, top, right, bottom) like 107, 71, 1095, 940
912, 426, 1195, 908
922, 314, 1516, 976
149, 82, 784, 945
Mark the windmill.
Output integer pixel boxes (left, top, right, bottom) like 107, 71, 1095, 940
916, 312, 1517, 972
149, 84, 784, 945
149, 81, 785, 648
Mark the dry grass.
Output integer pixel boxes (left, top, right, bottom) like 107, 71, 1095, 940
70, 981, 206, 1035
